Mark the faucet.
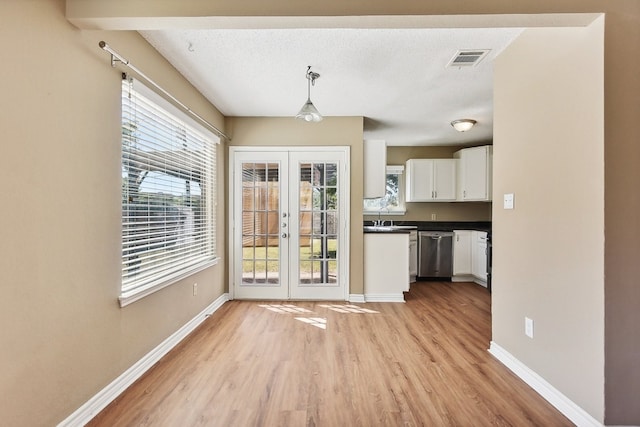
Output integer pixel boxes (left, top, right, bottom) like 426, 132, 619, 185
375, 208, 391, 227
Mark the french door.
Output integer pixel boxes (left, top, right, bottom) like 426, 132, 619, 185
230, 147, 350, 300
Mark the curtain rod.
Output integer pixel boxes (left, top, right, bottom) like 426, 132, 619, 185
98, 41, 231, 141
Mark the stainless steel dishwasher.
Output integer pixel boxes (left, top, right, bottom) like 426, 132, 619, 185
418, 231, 454, 278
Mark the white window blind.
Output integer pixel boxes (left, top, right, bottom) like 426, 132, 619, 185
121, 77, 219, 304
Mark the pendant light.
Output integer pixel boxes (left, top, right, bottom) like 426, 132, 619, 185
296, 66, 323, 122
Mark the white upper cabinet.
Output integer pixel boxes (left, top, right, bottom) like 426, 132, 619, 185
363, 139, 387, 199
405, 159, 456, 202
454, 145, 493, 201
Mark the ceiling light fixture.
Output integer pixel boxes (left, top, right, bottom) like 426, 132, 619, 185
296, 66, 323, 122
451, 119, 477, 132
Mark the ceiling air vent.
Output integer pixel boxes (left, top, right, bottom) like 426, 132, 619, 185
447, 49, 490, 67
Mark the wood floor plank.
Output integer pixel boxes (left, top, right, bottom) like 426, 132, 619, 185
88, 282, 573, 426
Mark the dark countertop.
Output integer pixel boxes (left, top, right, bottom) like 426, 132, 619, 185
363, 220, 491, 234
363, 226, 415, 234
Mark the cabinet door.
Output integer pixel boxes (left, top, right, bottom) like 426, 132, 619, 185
433, 159, 457, 201
409, 237, 418, 282
363, 139, 387, 199
406, 159, 434, 202
460, 146, 491, 201
471, 231, 488, 281
453, 230, 472, 275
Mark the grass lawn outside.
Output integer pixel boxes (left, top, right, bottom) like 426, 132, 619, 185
242, 238, 337, 274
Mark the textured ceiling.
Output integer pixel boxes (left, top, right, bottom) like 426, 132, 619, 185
141, 27, 523, 146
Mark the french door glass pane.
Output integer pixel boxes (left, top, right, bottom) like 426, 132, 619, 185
298, 162, 339, 285
242, 162, 280, 285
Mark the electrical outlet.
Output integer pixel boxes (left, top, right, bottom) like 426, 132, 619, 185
193, 283, 198, 296
525, 317, 534, 338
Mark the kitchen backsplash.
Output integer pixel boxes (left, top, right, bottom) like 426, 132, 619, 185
364, 201, 492, 222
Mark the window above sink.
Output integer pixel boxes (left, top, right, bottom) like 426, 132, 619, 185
363, 165, 406, 215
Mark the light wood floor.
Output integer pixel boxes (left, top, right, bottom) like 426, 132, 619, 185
88, 282, 572, 426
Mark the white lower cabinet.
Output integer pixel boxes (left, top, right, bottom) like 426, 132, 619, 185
453, 230, 487, 286
453, 230, 472, 275
471, 231, 488, 285
364, 233, 409, 302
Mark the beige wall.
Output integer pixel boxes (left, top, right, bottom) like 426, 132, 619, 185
365, 145, 492, 222
601, 5, 640, 424
227, 117, 365, 295
2, 0, 637, 424
493, 20, 604, 420
0, 1, 227, 426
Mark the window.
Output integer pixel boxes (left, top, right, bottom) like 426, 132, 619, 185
120, 77, 219, 305
363, 165, 406, 215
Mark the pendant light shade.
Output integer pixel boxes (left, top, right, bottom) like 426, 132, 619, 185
296, 66, 323, 122
296, 100, 323, 122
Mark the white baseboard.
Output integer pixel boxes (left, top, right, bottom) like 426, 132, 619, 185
58, 293, 230, 427
452, 275, 474, 282
349, 294, 366, 303
488, 341, 602, 427
474, 278, 487, 287
364, 293, 405, 303
451, 275, 487, 287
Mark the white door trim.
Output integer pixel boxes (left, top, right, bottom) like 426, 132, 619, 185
228, 146, 350, 301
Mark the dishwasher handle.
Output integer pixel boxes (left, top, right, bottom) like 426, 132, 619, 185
419, 231, 454, 238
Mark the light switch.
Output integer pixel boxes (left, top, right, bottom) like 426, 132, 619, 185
503, 193, 514, 209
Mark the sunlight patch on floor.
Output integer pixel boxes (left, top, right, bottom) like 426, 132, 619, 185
259, 304, 313, 314
318, 304, 379, 314
295, 317, 327, 329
